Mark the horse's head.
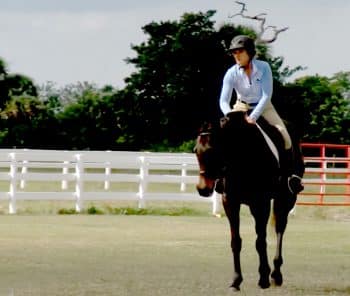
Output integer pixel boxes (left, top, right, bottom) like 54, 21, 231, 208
194, 122, 223, 197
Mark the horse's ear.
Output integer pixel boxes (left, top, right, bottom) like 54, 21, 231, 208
204, 121, 212, 131
198, 121, 213, 134
220, 116, 229, 128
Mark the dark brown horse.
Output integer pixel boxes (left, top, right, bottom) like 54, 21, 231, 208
194, 111, 303, 290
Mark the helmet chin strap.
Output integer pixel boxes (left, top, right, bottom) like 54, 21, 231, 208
239, 59, 252, 70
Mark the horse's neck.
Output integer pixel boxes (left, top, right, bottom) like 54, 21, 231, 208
224, 124, 277, 166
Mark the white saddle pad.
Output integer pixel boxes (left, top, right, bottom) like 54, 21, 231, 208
256, 123, 280, 166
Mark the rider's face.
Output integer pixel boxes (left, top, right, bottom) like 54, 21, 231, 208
232, 48, 250, 67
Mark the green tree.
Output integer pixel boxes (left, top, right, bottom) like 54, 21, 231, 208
0, 58, 38, 109
0, 95, 57, 148
56, 84, 133, 150
293, 74, 350, 143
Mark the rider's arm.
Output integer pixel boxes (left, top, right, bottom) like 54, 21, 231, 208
248, 62, 273, 121
219, 69, 235, 116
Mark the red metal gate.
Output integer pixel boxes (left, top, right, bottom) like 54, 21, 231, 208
299, 143, 350, 206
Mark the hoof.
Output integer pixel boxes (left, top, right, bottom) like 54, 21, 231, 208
230, 274, 243, 291
230, 285, 240, 292
271, 270, 283, 286
258, 277, 270, 289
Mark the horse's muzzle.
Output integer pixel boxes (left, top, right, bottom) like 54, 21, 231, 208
196, 186, 214, 197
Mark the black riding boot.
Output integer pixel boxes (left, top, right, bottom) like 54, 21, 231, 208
283, 148, 304, 195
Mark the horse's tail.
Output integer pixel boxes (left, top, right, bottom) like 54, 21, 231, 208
270, 211, 276, 228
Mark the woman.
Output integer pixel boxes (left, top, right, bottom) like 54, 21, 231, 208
219, 35, 303, 194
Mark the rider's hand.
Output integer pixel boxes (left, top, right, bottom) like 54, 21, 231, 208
245, 115, 256, 125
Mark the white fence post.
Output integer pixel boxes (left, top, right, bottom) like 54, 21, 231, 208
61, 160, 69, 190
9, 153, 17, 214
211, 192, 221, 216
20, 160, 28, 189
104, 162, 111, 190
138, 156, 147, 209
181, 163, 187, 192
75, 154, 84, 212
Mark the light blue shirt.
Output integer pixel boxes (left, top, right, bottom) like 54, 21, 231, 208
219, 59, 273, 121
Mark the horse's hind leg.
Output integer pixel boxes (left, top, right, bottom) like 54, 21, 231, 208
222, 196, 243, 291
249, 201, 271, 289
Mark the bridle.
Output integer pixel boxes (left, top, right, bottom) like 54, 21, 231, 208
199, 170, 208, 176
195, 129, 221, 180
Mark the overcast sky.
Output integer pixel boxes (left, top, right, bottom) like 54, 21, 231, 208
1, 0, 349, 88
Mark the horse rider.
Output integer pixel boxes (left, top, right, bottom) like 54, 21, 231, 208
219, 35, 304, 194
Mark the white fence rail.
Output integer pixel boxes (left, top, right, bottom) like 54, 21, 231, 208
0, 149, 221, 214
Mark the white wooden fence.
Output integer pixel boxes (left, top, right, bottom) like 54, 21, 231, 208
0, 148, 349, 214
0, 149, 221, 214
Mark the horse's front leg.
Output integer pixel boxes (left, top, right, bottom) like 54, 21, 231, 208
222, 195, 243, 291
271, 231, 284, 286
250, 201, 271, 289
270, 198, 290, 286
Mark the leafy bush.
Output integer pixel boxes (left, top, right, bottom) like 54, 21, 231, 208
58, 208, 78, 215
56, 205, 209, 216
112, 206, 204, 216
86, 206, 104, 215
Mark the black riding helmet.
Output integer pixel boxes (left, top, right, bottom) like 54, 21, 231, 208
228, 35, 256, 58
